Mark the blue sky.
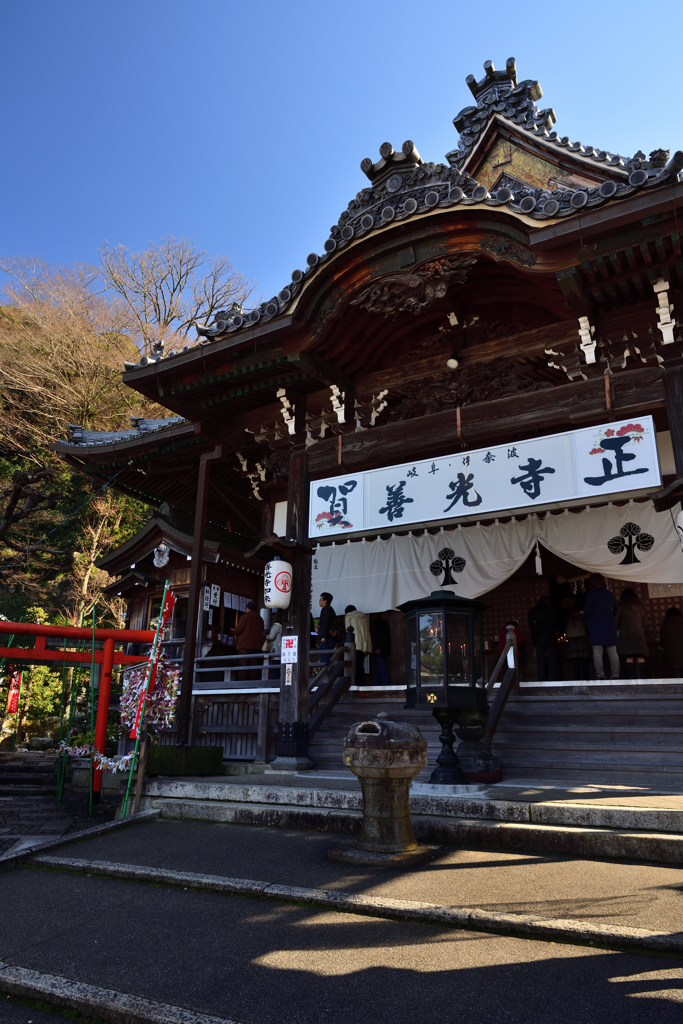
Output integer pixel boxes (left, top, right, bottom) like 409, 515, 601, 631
2, 1, 682, 303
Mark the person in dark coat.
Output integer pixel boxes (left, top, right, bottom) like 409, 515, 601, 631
317, 592, 337, 665
564, 602, 591, 680
233, 600, 265, 653
616, 588, 648, 678
582, 574, 619, 679
497, 620, 524, 654
528, 597, 558, 682
371, 612, 391, 686
232, 600, 265, 681
660, 608, 683, 677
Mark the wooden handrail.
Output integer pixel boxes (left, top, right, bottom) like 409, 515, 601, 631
486, 645, 510, 692
308, 658, 345, 714
484, 627, 518, 746
307, 639, 356, 738
308, 644, 346, 688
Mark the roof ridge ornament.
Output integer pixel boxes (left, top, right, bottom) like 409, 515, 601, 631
120, 59, 679, 358
360, 140, 424, 184
446, 57, 556, 169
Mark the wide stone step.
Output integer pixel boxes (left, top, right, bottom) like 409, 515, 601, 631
136, 780, 683, 865
140, 776, 683, 830
0, 784, 58, 795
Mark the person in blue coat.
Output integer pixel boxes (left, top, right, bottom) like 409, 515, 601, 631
582, 574, 620, 679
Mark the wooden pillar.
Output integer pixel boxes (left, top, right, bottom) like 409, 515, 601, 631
176, 444, 222, 745
663, 366, 683, 476
271, 446, 314, 769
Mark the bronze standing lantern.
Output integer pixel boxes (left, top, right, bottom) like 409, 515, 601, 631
399, 591, 490, 784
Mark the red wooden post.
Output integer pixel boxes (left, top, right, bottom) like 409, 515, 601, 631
92, 636, 115, 800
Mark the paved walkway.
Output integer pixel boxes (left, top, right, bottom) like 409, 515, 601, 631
47, 818, 683, 934
1, 859, 681, 1023
0, 799, 74, 857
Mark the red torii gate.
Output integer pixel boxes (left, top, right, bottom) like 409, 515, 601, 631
0, 620, 155, 798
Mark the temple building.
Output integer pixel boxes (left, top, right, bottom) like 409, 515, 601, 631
55, 59, 683, 784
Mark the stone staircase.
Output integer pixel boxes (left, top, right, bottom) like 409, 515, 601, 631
308, 683, 683, 788
0, 752, 60, 795
135, 770, 683, 865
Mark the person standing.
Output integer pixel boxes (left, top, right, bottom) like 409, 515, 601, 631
565, 603, 591, 680
616, 588, 648, 678
528, 596, 558, 682
317, 592, 337, 665
371, 612, 391, 687
344, 605, 371, 686
582, 574, 619, 679
660, 608, 683, 677
232, 600, 265, 680
497, 620, 524, 653
264, 611, 283, 680
264, 611, 284, 657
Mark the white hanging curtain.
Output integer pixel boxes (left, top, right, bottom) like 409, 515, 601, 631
311, 500, 683, 613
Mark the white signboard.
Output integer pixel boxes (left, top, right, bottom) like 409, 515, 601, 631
202, 588, 211, 611
210, 584, 221, 608
281, 635, 298, 664
309, 416, 661, 538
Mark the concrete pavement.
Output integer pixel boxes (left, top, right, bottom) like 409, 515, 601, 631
43, 818, 683, 933
1, 864, 683, 1024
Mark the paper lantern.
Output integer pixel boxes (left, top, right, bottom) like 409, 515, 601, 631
264, 556, 292, 609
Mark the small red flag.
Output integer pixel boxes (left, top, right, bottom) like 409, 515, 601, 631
6, 669, 22, 714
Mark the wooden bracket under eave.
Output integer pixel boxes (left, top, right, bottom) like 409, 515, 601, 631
652, 476, 683, 512
244, 533, 313, 560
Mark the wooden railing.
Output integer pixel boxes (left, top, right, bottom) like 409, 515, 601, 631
192, 651, 280, 691
307, 640, 356, 739
483, 626, 519, 747
154, 634, 356, 760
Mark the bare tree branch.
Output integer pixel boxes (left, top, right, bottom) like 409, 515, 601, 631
0, 260, 163, 458
99, 235, 255, 356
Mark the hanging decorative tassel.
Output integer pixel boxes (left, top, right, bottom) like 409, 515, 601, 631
534, 541, 543, 576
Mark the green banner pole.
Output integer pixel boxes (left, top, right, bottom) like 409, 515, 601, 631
58, 613, 85, 804
121, 581, 170, 819
10, 670, 24, 752
56, 658, 67, 802
58, 637, 82, 803
89, 607, 96, 816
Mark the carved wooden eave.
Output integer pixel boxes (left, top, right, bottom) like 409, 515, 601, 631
116, 59, 680, 384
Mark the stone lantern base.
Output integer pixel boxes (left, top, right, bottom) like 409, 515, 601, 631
330, 718, 438, 869
328, 843, 437, 868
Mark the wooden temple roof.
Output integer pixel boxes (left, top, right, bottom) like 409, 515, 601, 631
53, 58, 683, 527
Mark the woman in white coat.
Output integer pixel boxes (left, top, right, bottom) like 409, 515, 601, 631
344, 605, 371, 686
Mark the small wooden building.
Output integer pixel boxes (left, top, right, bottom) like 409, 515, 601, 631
55, 59, 683, 780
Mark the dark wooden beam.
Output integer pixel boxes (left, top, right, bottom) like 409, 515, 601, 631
177, 444, 223, 745
208, 478, 260, 537
306, 366, 664, 476
200, 373, 309, 410
663, 366, 683, 476
272, 447, 313, 768
287, 352, 355, 396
